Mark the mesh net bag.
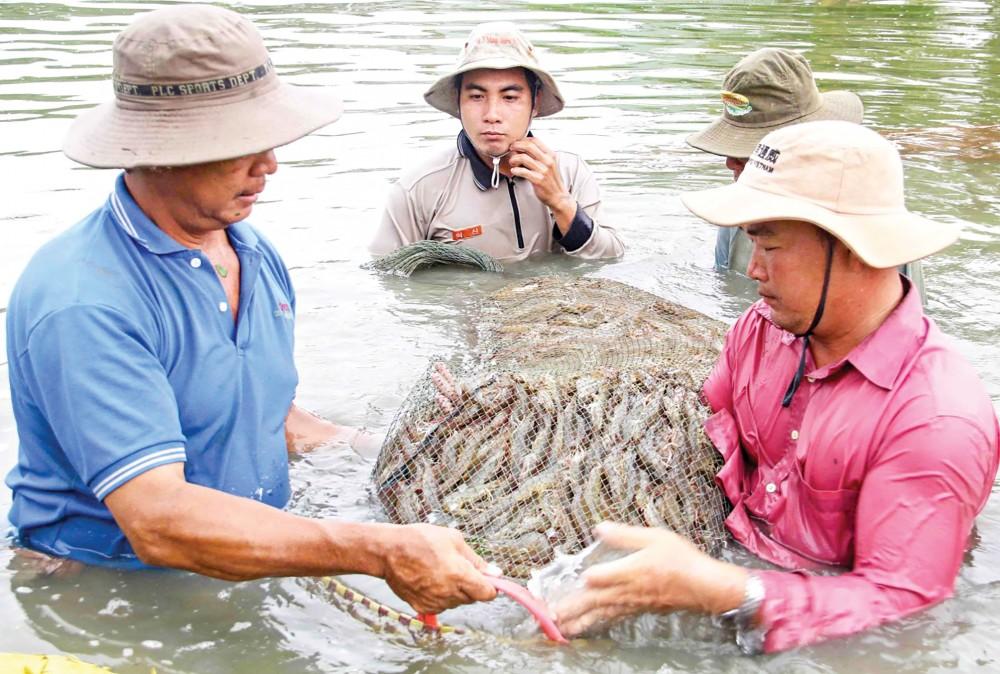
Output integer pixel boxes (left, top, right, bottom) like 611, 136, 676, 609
373, 277, 731, 579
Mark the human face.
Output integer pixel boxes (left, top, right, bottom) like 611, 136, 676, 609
155, 150, 277, 232
744, 220, 832, 335
459, 68, 535, 160
726, 156, 747, 182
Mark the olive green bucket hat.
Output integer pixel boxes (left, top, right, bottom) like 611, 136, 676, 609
424, 22, 564, 119
686, 48, 863, 159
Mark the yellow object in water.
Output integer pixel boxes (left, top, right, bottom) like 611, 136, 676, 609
0, 653, 116, 673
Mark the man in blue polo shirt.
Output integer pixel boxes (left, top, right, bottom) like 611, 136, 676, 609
5, 4, 496, 615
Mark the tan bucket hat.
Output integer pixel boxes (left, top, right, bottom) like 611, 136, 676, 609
424, 22, 564, 119
681, 120, 959, 268
62, 4, 343, 169
686, 48, 863, 159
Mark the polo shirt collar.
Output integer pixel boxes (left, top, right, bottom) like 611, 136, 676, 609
108, 172, 260, 255
108, 173, 187, 255
227, 220, 260, 252
756, 276, 924, 390
842, 277, 924, 390
457, 129, 534, 191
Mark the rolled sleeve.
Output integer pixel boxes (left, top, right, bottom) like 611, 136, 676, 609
754, 415, 997, 652
21, 304, 187, 500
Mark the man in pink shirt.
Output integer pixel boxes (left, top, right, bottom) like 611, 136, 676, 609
552, 120, 1000, 653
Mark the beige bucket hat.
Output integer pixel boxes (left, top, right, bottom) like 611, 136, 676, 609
686, 48, 863, 159
63, 4, 343, 169
424, 22, 564, 119
681, 120, 959, 268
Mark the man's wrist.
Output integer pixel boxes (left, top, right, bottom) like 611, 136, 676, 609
549, 193, 577, 229
322, 520, 393, 579
701, 560, 749, 615
717, 572, 767, 655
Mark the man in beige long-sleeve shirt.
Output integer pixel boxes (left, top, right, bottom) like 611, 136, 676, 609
370, 22, 625, 262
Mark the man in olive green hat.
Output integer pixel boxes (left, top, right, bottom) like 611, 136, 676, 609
371, 22, 624, 262
687, 48, 925, 299
687, 48, 864, 273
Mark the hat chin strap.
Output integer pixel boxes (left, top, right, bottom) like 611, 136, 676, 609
489, 152, 510, 189
483, 115, 533, 189
781, 237, 834, 408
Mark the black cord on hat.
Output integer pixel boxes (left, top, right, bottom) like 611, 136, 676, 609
782, 235, 834, 408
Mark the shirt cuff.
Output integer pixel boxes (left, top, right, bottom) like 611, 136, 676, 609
90, 444, 187, 501
552, 204, 594, 252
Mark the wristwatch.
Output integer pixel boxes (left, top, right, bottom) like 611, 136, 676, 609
718, 573, 767, 655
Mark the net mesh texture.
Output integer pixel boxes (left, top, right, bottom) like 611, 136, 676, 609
373, 277, 731, 580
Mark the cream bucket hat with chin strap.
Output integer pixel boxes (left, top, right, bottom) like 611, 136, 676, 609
424, 22, 566, 189
683, 120, 960, 406
423, 22, 565, 120
62, 4, 343, 168
682, 120, 959, 270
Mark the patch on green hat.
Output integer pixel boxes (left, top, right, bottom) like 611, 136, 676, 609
721, 90, 752, 117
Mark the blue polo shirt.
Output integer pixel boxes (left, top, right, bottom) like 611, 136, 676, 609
5, 174, 298, 568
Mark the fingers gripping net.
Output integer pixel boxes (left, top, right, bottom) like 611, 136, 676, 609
373, 277, 731, 579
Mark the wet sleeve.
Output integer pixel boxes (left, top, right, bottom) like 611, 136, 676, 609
22, 304, 186, 501
370, 180, 426, 256
755, 415, 997, 652
555, 156, 624, 259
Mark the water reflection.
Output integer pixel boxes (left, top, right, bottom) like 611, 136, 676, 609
8, 558, 317, 674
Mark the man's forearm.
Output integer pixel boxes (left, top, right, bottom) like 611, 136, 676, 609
108, 467, 392, 580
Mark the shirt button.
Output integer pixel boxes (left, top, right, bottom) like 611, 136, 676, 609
806, 376, 815, 383
218, 302, 228, 312
765, 482, 777, 494
791, 429, 800, 441
190, 257, 202, 268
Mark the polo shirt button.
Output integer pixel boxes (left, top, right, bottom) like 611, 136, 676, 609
218, 302, 228, 312
190, 257, 202, 268
765, 482, 777, 494
791, 429, 799, 440
806, 376, 815, 383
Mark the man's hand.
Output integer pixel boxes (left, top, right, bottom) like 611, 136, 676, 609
553, 522, 747, 637
379, 523, 498, 614
285, 403, 343, 453
284, 404, 385, 458
508, 137, 577, 234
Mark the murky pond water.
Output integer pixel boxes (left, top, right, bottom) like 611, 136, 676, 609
1, 1, 998, 672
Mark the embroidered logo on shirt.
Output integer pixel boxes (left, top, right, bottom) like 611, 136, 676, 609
451, 225, 484, 241
273, 302, 292, 319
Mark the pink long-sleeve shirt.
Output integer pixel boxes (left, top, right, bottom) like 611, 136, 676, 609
702, 284, 999, 653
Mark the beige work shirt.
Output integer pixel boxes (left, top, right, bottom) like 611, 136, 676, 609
370, 132, 625, 262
